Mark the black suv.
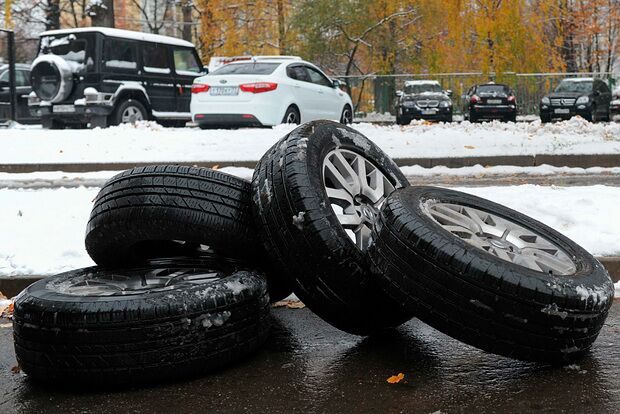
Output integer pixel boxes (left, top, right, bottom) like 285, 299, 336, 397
395, 80, 453, 124
540, 78, 612, 123
463, 83, 517, 122
29, 27, 205, 129
0, 63, 38, 123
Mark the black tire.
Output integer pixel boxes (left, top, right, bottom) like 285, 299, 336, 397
469, 111, 477, 123
251, 120, 414, 335
506, 113, 517, 123
281, 105, 300, 125
41, 117, 64, 129
13, 257, 270, 385
85, 165, 291, 301
111, 99, 148, 126
540, 114, 551, 123
368, 186, 614, 362
340, 105, 353, 124
444, 114, 453, 123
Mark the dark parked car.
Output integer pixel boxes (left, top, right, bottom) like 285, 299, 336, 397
463, 83, 517, 122
540, 77, 611, 123
28, 27, 205, 129
395, 80, 453, 124
0, 63, 38, 123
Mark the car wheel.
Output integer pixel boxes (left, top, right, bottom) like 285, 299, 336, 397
282, 105, 300, 125
41, 117, 64, 129
85, 165, 291, 301
251, 120, 414, 335
444, 114, 453, 123
540, 114, 551, 123
368, 186, 614, 362
13, 256, 270, 385
111, 99, 148, 126
340, 105, 353, 124
469, 112, 477, 123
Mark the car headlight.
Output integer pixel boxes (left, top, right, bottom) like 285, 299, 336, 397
403, 101, 416, 108
541, 97, 550, 105
439, 100, 451, 108
576, 96, 589, 104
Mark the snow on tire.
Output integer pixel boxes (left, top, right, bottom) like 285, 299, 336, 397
368, 186, 614, 362
251, 120, 414, 335
84, 165, 292, 302
12, 256, 270, 385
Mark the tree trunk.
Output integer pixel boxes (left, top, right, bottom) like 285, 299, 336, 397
276, 0, 286, 54
90, 0, 115, 27
46, 0, 60, 30
181, 0, 193, 41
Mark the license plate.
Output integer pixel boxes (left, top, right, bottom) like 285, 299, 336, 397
487, 99, 502, 104
555, 108, 570, 114
421, 109, 437, 115
210, 86, 239, 96
53, 104, 75, 113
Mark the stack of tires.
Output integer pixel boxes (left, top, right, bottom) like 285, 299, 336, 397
13, 120, 614, 386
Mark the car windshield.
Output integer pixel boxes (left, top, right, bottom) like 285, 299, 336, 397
404, 83, 442, 94
555, 80, 593, 93
211, 62, 280, 75
477, 84, 509, 94
40, 34, 94, 73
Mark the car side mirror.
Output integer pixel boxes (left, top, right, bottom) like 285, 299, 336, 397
396, 90, 403, 97
445, 89, 453, 97
332, 79, 342, 89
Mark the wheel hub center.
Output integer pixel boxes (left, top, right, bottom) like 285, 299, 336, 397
360, 205, 377, 222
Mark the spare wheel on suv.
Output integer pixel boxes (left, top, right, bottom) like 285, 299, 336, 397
30, 54, 74, 103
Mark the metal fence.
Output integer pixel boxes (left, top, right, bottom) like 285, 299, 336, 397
336, 72, 619, 116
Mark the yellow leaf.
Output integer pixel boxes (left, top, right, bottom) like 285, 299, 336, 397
387, 372, 405, 384
464, 145, 476, 149
272, 300, 305, 309
11, 364, 20, 374
211, 165, 220, 170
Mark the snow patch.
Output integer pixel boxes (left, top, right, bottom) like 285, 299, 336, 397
196, 311, 231, 329
292, 211, 306, 230
224, 280, 246, 295
541, 303, 568, 319
615, 281, 620, 299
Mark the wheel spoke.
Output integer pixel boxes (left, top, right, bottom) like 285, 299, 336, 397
424, 201, 576, 275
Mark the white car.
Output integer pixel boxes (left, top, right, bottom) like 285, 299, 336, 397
190, 57, 353, 128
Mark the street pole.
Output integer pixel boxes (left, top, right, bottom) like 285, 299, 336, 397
0, 29, 16, 122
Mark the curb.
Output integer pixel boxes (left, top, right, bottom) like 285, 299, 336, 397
1, 257, 618, 299
2, 153, 620, 173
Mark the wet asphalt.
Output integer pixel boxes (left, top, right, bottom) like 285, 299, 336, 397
1, 301, 619, 414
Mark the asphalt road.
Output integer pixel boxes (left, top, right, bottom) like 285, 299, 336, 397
1, 302, 619, 414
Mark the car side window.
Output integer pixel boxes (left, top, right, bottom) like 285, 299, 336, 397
305, 66, 332, 88
173, 48, 202, 75
16, 70, 30, 87
288, 65, 310, 82
103, 38, 138, 72
0, 71, 8, 83
142, 43, 170, 74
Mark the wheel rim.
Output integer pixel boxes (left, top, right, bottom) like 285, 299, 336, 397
342, 108, 352, 124
121, 105, 144, 123
423, 201, 577, 275
286, 110, 298, 124
52, 266, 224, 296
323, 148, 395, 250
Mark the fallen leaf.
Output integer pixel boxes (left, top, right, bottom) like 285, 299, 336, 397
11, 364, 20, 374
387, 373, 405, 384
272, 300, 305, 309
464, 145, 476, 149
0, 300, 14, 319
0, 291, 6, 300
211, 165, 220, 170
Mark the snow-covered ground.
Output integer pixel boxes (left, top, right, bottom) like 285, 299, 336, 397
1, 184, 618, 277
1, 117, 620, 165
